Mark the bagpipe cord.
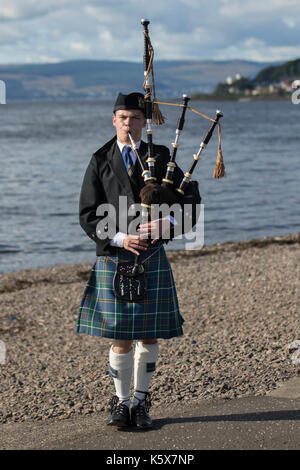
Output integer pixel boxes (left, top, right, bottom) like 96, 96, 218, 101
153, 101, 225, 179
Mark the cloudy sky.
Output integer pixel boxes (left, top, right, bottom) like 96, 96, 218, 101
0, 0, 300, 64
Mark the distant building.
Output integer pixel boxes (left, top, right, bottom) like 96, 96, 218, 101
292, 79, 300, 89
251, 85, 268, 96
268, 84, 275, 93
281, 80, 293, 92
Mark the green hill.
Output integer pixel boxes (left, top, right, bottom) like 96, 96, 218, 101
255, 58, 300, 83
192, 57, 300, 100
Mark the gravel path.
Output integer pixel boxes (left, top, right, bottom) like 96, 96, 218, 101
0, 234, 299, 424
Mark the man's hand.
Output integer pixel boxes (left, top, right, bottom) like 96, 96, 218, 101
123, 234, 149, 255
137, 218, 173, 244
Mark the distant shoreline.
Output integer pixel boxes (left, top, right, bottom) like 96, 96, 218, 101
0, 232, 299, 281
3, 95, 292, 104
191, 93, 291, 102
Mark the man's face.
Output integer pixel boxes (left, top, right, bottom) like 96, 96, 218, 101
113, 109, 146, 144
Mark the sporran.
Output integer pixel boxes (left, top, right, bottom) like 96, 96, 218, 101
113, 261, 146, 302
109, 244, 161, 303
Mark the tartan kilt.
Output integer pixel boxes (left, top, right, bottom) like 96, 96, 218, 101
76, 243, 184, 339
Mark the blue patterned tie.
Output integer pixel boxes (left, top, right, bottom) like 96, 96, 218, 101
122, 145, 134, 176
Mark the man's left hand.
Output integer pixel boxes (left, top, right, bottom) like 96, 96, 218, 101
137, 218, 173, 244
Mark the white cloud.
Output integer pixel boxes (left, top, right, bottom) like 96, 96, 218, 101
0, 0, 82, 20
70, 42, 91, 54
0, 0, 299, 64
151, 23, 213, 60
0, 23, 27, 43
283, 17, 298, 29
24, 55, 60, 63
220, 0, 300, 17
216, 37, 300, 62
0, 6, 20, 20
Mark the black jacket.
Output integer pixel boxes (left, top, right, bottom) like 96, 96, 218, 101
79, 136, 201, 255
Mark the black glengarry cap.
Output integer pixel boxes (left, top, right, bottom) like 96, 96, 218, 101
113, 92, 145, 115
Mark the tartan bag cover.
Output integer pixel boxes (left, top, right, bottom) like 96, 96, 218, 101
76, 243, 184, 339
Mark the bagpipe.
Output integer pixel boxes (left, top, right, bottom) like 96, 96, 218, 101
130, 19, 225, 263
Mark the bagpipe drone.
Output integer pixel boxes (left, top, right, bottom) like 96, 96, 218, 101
130, 20, 225, 260
113, 19, 225, 300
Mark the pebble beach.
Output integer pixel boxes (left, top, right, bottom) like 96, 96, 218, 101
0, 234, 299, 425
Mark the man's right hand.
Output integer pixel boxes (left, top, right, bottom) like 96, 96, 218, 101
123, 234, 148, 255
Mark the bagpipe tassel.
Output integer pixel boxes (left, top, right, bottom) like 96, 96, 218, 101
213, 124, 225, 179
152, 100, 165, 125
151, 70, 165, 125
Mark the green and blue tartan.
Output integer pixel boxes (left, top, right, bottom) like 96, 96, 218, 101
76, 243, 184, 339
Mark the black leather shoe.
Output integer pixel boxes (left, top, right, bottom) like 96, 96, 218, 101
131, 392, 153, 429
107, 395, 131, 427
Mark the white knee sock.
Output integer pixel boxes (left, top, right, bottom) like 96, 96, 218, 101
109, 346, 134, 408
133, 341, 159, 407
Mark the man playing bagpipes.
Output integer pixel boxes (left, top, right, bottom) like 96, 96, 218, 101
76, 91, 201, 429
76, 19, 224, 430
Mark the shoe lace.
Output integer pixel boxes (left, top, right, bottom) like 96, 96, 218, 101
108, 395, 128, 414
134, 391, 152, 413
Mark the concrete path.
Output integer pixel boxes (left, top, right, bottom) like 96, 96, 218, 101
1, 378, 299, 451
